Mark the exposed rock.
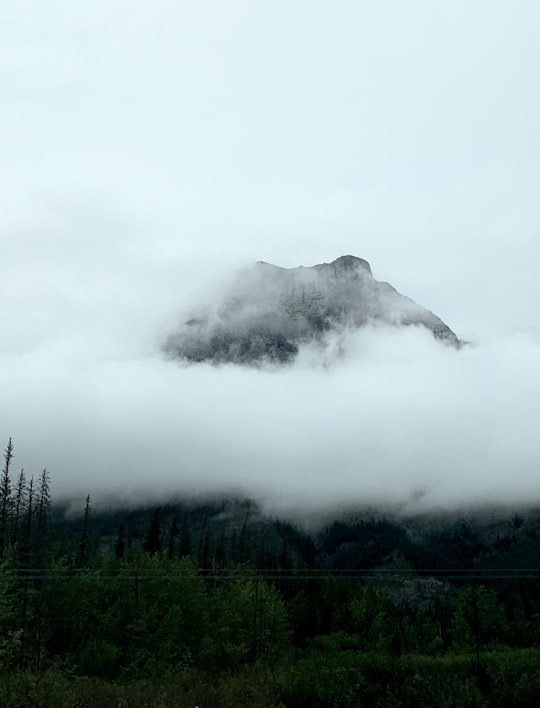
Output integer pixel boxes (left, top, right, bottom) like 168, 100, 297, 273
164, 255, 461, 365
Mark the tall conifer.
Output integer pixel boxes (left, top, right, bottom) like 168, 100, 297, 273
0, 438, 14, 556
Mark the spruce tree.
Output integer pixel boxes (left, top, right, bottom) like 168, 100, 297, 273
143, 508, 161, 556
11, 468, 27, 545
75, 495, 91, 567
34, 469, 51, 567
167, 515, 179, 560
115, 523, 126, 559
179, 514, 191, 557
0, 438, 14, 556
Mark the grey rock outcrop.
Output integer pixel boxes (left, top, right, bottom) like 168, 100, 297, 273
164, 255, 461, 365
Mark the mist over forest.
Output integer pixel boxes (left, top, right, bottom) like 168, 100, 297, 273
2, 286, 540, 514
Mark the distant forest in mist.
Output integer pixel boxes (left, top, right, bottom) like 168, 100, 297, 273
2, 439, 540, 706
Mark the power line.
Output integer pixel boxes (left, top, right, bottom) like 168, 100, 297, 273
4, 568, 540, 581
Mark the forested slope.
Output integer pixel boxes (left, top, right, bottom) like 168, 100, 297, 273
2, 439, 540, 706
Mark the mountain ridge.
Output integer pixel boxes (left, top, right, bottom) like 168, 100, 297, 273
164, 255, 461, 365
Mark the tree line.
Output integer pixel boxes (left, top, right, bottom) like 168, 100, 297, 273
1, 439, 540, 706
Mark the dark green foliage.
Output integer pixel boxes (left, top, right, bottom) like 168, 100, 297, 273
179, 513, 191, 557
0, 438, 14, 557
142, 507, 161, 556
167, 514, 178, 560
10, 469, 26, 546
75, 495, 92, 567
274, 518, 316, 568
323, 518, 418, 569
2, 440, 540, 704
421, 522, 489, 570
114, 523, 125, 559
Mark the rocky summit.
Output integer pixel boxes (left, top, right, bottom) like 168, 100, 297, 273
164, 255, 461, 365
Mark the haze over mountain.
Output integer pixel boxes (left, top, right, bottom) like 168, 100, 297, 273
165, 255, 461, 365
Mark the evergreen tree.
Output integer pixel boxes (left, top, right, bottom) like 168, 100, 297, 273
10, 469, 26, 546
237, 508, 250, 564
143, 508, 161, 556
0, 438, 14, 557
197, 510, 209, 566
18, 476, 34, 668
33, 469, 51, 568
115, 523, 125, 560
214, 530, 226, 570
21, 476, 34, 568
76, 495, 91, 567
35, 470, 51, 536
167, 515, 178, 560
179, 514, 191, 557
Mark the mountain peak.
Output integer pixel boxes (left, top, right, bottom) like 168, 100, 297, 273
318, 254, 372, 274
164, 256, 461, 365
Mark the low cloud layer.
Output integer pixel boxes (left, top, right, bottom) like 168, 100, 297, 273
2, 254, 540, 514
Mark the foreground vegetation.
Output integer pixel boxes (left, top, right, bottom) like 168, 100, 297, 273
2, 439, 540, 706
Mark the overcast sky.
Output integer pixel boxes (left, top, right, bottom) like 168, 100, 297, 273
2, 1, 540, 513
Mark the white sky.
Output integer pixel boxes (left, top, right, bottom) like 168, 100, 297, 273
1, 1, 540, 512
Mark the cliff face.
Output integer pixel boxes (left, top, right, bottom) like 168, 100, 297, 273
164, 256, 461, 365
